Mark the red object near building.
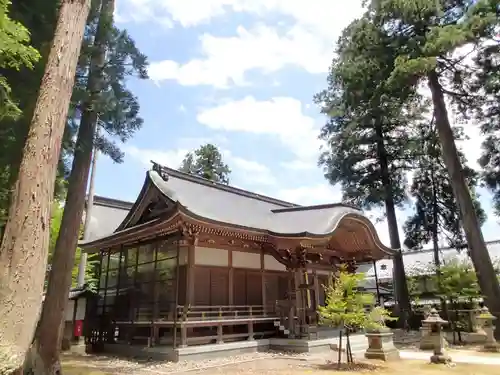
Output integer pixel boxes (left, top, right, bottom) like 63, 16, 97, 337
74, 320, 83, 337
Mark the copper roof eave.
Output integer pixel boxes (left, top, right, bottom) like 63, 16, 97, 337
79, 206, 182, 252
342, 214, 396, 257
177, 204, 396, 257
80, 202, 395, 258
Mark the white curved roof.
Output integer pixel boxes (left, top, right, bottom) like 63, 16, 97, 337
149, 169, 365, 236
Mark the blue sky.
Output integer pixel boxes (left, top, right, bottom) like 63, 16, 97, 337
93, 0, 499, 247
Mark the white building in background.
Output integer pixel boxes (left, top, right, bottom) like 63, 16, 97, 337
357, 240, 500, 304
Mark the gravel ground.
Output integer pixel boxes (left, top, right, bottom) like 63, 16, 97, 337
392, 329, 500, 352
62, 351, 313, 375
62, 330, 499, 375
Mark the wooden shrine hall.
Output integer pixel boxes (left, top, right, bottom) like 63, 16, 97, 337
81, 162, 395, 351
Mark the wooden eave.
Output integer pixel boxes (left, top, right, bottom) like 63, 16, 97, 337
175, 204, 395, 260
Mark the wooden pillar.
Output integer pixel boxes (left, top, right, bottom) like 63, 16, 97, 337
294, 270, 305, 337
287, 270, 295, 337
151, 243, 159, 346
186, 244, 195, 305
313, 270, 320, 308
217, 323, 224, 344
180, 325, 187, 347
185, 237, 197, 343
72, 298, 79, 342
228, 250, 234, 305
373, 259, 381, 305
261, 250, 266, 310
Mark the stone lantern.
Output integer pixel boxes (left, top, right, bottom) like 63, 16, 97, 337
476, 306, 500, 352
420, 308, 451, 364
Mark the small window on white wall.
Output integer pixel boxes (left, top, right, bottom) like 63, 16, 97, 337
380, 264, 387, 271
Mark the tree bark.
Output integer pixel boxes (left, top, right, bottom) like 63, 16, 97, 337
374, 119, 411, 325
33, 0, 113, 373
0, 1, 90, 374
427, 69, 500, 337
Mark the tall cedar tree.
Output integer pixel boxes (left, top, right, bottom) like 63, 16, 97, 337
34, 0, 147, 372
474, 42, 500, 216
0, 0, 72, 235
314, 16, 420, 319
404, 119, 486, 253
0, 0, 91, 374
367, 0, 500, 332
180, 144, 232, 184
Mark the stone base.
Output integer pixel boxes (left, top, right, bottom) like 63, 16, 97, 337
483, 342, 500, 352
463, 332, 486, 345
364, 348, 400, 361
364, 331, 400, 362
101, 335, 366, 362
430, 353, 451, 364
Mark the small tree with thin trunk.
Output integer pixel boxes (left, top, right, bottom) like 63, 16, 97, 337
318, 266, 394, 367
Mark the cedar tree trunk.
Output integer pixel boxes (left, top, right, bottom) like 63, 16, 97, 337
0, 0, 90, 374
33, 0, 113, 373
427, 69, 500, 337
374, 119, 411, 325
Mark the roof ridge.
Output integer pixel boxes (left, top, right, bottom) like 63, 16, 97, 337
93, 195, 134, 209
272, 202, 360, 213
402, 239, 500, 254
151, 161, 300, 208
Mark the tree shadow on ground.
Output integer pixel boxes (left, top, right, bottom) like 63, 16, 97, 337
62, 364, 112, 375
314, 361, 382, 372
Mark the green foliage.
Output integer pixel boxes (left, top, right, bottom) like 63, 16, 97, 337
405, 257, 481, 302
370, 0, 494, 84
318, 267, 394, 331
404, 119, 486, 250
0, 0, 62, 234
179, 143, 231, 184
405, 271, 423, 304
474, 42, 500, 215
436, 258, 481, 301
70, 0, 148, 163
0, 0, 40, 119
315, 16, 422, 210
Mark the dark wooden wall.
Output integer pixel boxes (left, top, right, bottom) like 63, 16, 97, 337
193, 267, 230, 306
194, 265, 290, 307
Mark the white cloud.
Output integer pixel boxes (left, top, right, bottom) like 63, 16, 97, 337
118, 0, 365, 37
134, 0, 366, 87
275, 183, 342, 207
148, 25, 331, 87
125, 145, 188, 168
197, 96, 323, 161
222, 149, 277, 186
281, 160, 318, 171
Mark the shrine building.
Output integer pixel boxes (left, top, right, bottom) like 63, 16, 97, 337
80, 162, 394, 360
